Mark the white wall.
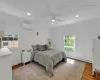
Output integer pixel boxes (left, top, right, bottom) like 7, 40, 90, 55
50, 19, 100, 62
4, 26, 50, 49
0, 55, 12, 80
0, 25, 50, 65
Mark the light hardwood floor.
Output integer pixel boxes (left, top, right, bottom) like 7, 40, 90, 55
12, 60, 96, 80
82, 63, 96, 80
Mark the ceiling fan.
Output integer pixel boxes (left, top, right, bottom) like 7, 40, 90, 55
46, 1, 97, 24
51, 13, 65, 24
45, 2, 66, 24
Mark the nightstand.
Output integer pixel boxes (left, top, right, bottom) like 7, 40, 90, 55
21, 51, 32, 65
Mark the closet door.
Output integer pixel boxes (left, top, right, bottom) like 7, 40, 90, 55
93, 40, 100, 73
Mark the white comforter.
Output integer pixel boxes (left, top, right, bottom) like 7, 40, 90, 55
33, 49, 66, 76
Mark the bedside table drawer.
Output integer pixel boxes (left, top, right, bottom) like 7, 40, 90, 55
22, 57, 30, 63
22, 54, 31, 58
21, 52, 32, 64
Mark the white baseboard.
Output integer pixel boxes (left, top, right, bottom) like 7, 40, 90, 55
66, 55, 92, 63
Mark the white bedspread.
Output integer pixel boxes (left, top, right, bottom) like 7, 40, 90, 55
33, 49, 66, 76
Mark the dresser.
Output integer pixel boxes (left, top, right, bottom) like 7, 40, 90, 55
21, 51, 32, 64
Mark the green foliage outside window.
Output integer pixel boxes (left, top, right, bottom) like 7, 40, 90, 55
64, 36, 75, 52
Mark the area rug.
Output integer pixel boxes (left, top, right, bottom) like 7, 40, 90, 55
13, 59, 85, 80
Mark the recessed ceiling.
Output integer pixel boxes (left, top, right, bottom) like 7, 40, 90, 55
0, 0, 100, 29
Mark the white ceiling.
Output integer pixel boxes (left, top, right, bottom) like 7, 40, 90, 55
0, 0, 100, 29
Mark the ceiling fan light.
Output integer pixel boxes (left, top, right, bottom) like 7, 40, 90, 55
52, 19, 55, 22
76, 15, 79, 17
27, 12, 31, 16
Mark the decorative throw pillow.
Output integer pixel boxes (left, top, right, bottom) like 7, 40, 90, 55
37, 44, 40, 51
39, 45, 43, 51
45, 44, 51, 50
32, 45, 37, 51
43, 45, 46, 50
37, 45, 45, 51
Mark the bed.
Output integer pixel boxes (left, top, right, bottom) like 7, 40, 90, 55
32, 45, 66, 77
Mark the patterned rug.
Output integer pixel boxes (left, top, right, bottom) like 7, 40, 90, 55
13, 59, 85, 80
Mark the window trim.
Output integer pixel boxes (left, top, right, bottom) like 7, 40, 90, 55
1, 35, 19, 48
64, 36, 76, 51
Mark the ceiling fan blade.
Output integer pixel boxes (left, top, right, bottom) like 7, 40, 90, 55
56, 19, 65, 22
23, 20, 32, 24
44, 0, 53, 16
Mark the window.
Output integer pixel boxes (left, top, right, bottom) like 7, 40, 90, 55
1, 35, 19, 48
64, 36, 75, 51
